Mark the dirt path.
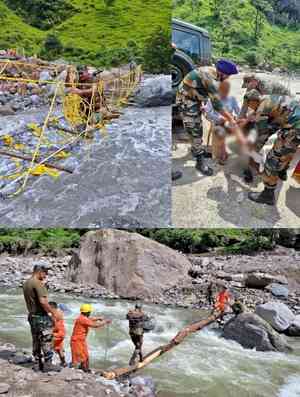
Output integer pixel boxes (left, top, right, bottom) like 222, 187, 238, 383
172, 72, 300, 228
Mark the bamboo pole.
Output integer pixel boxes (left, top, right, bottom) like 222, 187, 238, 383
100, 312, 221, 380
0, 150, 73, 174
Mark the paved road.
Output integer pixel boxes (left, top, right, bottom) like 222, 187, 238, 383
172, 72, 300, 228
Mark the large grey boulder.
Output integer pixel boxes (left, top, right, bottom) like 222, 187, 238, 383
133, 75, 172, 107
66, 230, 191, 300
255, 302, 295, 332
223, 312, 291, 352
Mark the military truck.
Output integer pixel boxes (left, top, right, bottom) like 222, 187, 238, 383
172, 18, 212, 89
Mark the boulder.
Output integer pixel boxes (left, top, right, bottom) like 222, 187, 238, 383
255, 302, 295, 332
286, 315, 300, 337
131, 376, 156, 396
0, 105, 15, 116
66, 230, 191, 300
133, 75, 172, 107
223, 312, 291, 352
270, 283, 289, 298
245, 272, 286, 289
0, 383, 10, 394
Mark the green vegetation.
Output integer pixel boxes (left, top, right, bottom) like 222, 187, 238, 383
173, 0, 300, 70
138, 229, 279, 254
0, 229, 83, 254
0, 229, 294, 256
0, 0, 171, 71
3, 0, 77, 30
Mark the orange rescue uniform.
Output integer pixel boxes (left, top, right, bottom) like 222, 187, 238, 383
215, 290, 230, 312
53, 317, 66, 353
71, 314, 95, 368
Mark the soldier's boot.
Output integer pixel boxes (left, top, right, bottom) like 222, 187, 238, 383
138, 349, 143, 363
172, 170, 182, 181
42, 361, 62, 373
195, 153, 213, 176
248, 187, 276, 206
243, 168, 254, 183
278, 169, 288, 181
129, 349, 139, 366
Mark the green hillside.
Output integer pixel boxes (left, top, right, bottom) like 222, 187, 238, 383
0, 0, 171, 70
173, 0, 300, 70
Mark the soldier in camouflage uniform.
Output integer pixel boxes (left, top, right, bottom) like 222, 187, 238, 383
176, 59, 241, 176
243, 94, 300, 205
23, 263, 60, 372
126, 303, 150, 365
240, 74, 291, 118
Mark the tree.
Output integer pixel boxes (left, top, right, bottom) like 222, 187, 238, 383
251, 0, 273, 42
40, 34, 63, 60
142, 27, 173, 74
104, 0, 116, 6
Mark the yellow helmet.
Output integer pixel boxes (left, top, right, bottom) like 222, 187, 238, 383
80, 304, 93, 313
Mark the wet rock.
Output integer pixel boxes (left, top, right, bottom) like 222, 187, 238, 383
255, 302, 295, 332
286, 315, 300, 337
0, 105, 15, 116
66, 229, 191, 300
270, 283, 289, 298
223, 312, 291, 352
133, 75, 172, 107
0, 383, 10, 394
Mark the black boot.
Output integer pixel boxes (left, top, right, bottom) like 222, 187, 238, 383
171, 170, 182, 181
243, 168, 254, 184
195, 153, 213, 176
278, 169, 288, 181
248, 187, 276, 206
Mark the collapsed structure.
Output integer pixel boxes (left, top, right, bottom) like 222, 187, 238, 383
0, 50, 142, 197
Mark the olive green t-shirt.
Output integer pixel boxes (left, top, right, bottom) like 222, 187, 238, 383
23, 277, 48, 315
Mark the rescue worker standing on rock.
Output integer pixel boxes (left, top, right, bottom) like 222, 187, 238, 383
127, 303, 150, 366
71, 304, 111, 372
23, 263, 60, 372
214, 283, 232, 317
176, 59, 245, 176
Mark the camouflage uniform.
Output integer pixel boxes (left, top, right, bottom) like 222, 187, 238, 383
240, 74, 291, 118
28, 314, 54, 367
127, 309, 148, 365
176, 67, 224, 156
255, 96, 300, 190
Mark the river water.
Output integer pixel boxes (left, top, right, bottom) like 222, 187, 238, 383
1, 289, 300, 397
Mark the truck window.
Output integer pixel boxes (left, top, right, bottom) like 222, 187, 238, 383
172, 28, 200, 61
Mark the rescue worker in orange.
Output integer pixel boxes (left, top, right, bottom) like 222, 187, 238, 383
214, 284, 232, 316
49, 302, 67, 367
70, 304, 111, 372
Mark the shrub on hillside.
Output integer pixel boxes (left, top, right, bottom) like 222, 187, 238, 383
142, 27, 172, 74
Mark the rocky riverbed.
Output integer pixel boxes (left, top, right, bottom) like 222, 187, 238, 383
0, 352, 157, 397
0, 245, 299, 313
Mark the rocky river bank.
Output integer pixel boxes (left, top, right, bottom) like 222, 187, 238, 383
0, 239, 299, 314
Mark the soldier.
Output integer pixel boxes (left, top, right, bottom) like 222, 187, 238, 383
244, 94, 300, 205
126, 303, 149, 365
176, 59, 244, 176
240, 74, 291, 118
231, 298, 246, 316
23, 263, 60, 372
